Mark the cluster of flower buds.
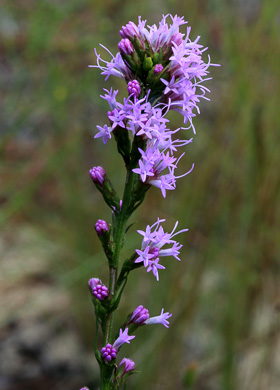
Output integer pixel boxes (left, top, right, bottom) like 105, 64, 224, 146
88, 278, 109, 301
95, 219, 109, 236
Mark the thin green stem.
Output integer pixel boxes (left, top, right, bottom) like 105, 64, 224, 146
113, 169, 135, 266
104, 266, 117, 344
103, 167, 136, 347
100, 145, 144, 387
94, 309, 99, 353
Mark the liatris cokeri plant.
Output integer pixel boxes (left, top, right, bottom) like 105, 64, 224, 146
82, 14, 218, 390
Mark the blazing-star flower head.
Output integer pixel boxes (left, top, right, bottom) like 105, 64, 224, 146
89, 166, 106, 185
129, 305, 150, 324
129, 306, 172, 328
118, 38, 134, 55
135, 218, 188, 280
95, 219, 109, 236
119, 358, 135, 376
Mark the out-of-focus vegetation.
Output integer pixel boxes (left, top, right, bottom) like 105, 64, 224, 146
1, 0, 280, 389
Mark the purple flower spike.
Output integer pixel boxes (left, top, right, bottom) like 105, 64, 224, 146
92, 14, 218, 128
119, 358, 135, 377
95, 219, 109, 236
101, 343, 117, 363
145, 308, 172, 328
113, 328, 135, 350
118, 38, 134, 55
89, 166, 106, 185
92, 283, 109, 300
130, 305, 149, 325
80, 387, 89, 390
127, 80, 141, 97
154, 64, 164, 74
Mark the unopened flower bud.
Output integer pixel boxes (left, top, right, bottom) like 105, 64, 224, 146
127, 80, 141, 97
129, 305, 149, 324
119, 358, 135, 377
101, 344, 117, 363
154, 64, 164, 74
120, 21, 138, 39
88, 278, 109, 300
95, 219, 109, 236
89, 166, 106, 185
90, 168, 120, 212
143, 56, 153, 72
93, 283, 109, 300
118, 39, 134, 56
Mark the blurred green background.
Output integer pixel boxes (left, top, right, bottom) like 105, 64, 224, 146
1, 0, 280, 389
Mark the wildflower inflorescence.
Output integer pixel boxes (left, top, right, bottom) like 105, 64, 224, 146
135, 218, 188, 280
90, 14, 217, 199
86, 13, 217, 390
